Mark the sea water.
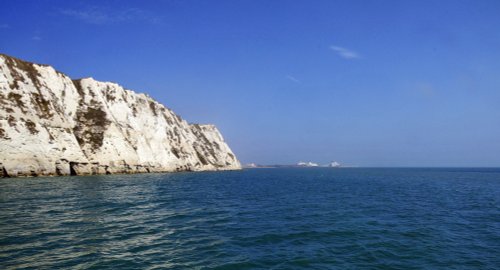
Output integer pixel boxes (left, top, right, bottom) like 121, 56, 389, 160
0, 168, 499, 269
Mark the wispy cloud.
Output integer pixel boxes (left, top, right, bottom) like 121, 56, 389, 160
58, 7, 162, 25
329, 45, 360, 59
32, 36, 42, 41
286, 75, 300, 83
0, 24, 9, 29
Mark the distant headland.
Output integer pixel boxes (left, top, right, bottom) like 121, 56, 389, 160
244, 161, 343, 169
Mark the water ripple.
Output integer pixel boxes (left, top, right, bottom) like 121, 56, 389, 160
1, 168, 499, 269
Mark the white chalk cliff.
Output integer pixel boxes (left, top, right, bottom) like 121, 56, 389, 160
0, 54, 241, 177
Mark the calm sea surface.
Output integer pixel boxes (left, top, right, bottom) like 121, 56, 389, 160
0, 168, 499, 269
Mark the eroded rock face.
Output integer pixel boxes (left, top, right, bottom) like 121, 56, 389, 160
0, 54, 241, 177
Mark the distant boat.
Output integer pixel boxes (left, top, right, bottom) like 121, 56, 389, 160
297, 161, 319, 167
328, 161, 341, 168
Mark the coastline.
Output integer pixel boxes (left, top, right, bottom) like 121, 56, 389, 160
0, 163, 241, 178
0, 54, 241, 177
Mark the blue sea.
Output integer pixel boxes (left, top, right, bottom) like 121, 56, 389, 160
0, 168, 499, 269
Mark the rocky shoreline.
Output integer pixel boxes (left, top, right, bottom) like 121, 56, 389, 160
0, 54, 241, 177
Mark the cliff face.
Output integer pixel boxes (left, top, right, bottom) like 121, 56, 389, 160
0, 54, 241, 177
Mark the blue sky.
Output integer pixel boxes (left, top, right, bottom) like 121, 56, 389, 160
1, 0, 500, 166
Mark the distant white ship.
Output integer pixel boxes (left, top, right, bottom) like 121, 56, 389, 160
297, 161, 319, 167
328, 161, 341, 168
